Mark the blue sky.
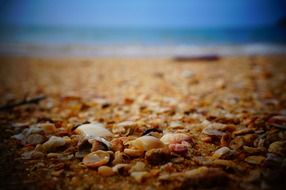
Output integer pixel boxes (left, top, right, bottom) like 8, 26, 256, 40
0, 0, 285, 28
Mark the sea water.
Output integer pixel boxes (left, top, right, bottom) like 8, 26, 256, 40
0, 25, 286, 57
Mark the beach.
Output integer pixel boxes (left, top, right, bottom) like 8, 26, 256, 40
0, 54, 286, 189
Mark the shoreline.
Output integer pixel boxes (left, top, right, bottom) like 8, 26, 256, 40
0, 43, 286, 58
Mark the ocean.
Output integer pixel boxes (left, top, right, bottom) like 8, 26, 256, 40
0, 25, 286, 57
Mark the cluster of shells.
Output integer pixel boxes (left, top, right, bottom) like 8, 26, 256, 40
9, 94, 286, 185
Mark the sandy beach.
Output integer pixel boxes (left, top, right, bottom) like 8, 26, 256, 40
0, 55, 286, 189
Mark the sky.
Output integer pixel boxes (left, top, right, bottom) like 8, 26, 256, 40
0, 0, 285, 28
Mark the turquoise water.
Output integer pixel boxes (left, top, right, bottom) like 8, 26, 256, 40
0, 25, 286, 57
1, 25, 286, 45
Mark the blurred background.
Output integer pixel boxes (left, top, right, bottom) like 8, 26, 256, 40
0, 0, 286, 57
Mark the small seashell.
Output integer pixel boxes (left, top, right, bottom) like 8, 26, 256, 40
181, 70, 194, 78
243, 146, 265, 154
145, 147, 173, 165
233, 128, 254, 136
112, 151, 129, 165
212, 147, 233, 159
98, 166, 114, 177
229, 137, 244, 150
267, 115, 286, 129
41, 136, 66, 152
131, 171, 148, 183
112, 121, 136, 135
124, 148, 144, 157
244, 156, 265, 165
128, 136, 164, 151
169, 121, 184, 128
110, 138, 124, 152
82, 150, 110, 168
21, 150, 45, 160
169, 141, 190, 154
26, 134, 45, 145
268, 141, 286, 156
75, 123, 112, 140
112, 164, 131, 175
160, 133, 191, 144
130, 161, 146, 172
202, 126, 226, 136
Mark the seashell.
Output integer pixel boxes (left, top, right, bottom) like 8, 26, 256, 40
112, 121, 136, 135
21, 150, 45, 160
26, 134, 45, 145
110, 138, 124, 152
160, 133, 191, 144
112, 151, 129, 165
268, 141, 286, 156
128, 136, 164, 151
212, 147, 233, 159
145, 148, 173, 165
229, 137, 244, 150
232, 128, 254, 136
98, 166, 114, 177
169, 121, 184, 128
243, 146, 265, 154
131, 171, 148, 183
124, 148, 144, 157
75, 123, 112, 140
41, 136, 66, 152
142, 128, 162, 137
130, 161, 146, 172
244, 156, 265, 165
202, 126, 226, 136
169, 141, 190, 154
82, 150, 110, 168
267, 115, 286, 129
112, 164, 131, 175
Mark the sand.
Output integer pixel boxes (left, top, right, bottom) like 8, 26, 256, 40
0, 55, 286, 190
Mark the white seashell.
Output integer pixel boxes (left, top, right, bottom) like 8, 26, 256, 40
129, 136, 164, 151
202, 126, 226, 136
130, 161, 146, 172
160, 133, 190, 144
169, 121, 184, 128
42, 136, 66, 152
212, 147, 233, 159
112, 121, 135, 134
75, 123, 113, 140
131, 171, 148, 183
82, 150, 110, 168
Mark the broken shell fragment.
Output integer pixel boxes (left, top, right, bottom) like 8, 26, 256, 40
267, 115, 286, 129
41, 136, 66, 152
131, 171, 148, 183
26, 134, 45, 145
130, 161, 146, 172
160, 133, 191, 144
268, 141, 286, 156
75, 123, 113, 140
202, 126, 226, 136
145, 147, 173, 165
212, 147, 233, 159
244, 156, 265, 165
112, 164, 131, 175
82, 150, 110, 168
128, 136, 164, 151
112, 121, 136, 135
98, 166, 115, 177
